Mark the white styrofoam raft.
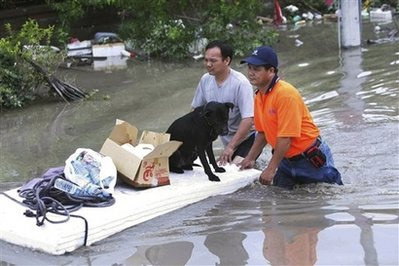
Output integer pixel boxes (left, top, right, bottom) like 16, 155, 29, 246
0, 164, 260, 255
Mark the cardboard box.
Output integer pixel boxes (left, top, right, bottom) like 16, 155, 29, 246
100, 119, 181, 188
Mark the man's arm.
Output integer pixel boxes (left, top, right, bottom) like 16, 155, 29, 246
191, 75, 207, 109
219, 117, 253, 164
239, 132, 267, 169
259, 137, 291, 185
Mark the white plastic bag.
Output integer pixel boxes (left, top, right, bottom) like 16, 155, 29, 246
64, 148, 117, 195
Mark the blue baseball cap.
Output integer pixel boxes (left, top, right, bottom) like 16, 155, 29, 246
240, 46, 278, 68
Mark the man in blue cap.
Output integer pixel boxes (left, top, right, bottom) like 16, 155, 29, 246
239, 46, 343, 189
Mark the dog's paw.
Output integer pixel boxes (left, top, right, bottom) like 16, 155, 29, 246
208, 174, 221, 182
170, 167, 184, 174
182, 165, 193, 171
214, 166, 226, 173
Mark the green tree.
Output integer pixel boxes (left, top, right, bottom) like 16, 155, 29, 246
47, 0, 278, 59
0, 19, 66, 108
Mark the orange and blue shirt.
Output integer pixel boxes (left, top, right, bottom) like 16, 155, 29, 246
254, 80, 320, 158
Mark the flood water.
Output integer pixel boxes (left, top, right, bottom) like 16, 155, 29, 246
1, 19, 398, 265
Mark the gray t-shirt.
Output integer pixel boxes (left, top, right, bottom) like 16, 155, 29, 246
191, 68, 255, 147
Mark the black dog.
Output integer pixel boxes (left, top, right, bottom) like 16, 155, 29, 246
166, 102, 234, 182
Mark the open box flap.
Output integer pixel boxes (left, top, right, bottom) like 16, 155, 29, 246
139, 130, 170, 146
143, 141, 182, 159
108, 119, 138, 145
100, 138, 141, 177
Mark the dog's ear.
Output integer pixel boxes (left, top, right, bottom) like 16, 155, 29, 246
200, 105, 211, 118
200, 102, 214, 117
225, 102, 234, 110
201, 109, 212, 118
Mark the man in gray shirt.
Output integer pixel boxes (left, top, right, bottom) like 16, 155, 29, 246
191, 40, 255, 165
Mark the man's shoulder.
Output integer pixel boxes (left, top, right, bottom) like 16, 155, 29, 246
275, 80, 302, 99
198, 72, 215, 88
229, 68, 251, 85
276, 80, 298, 91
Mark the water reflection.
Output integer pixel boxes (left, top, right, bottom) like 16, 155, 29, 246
93, 56, 129, 71
263, 226, 319, 265
125, 241, 194, 265
0, 186, 398, 265
336, 45, 399, 125
204, 232, 249, 265
350, 206, 379, 265
259, 196, 333, 266
337, 47, 366, 125
320, 203, 399, 265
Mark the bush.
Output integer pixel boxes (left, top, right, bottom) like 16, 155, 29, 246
0, 19, 66, 108
198, 0, 279, 57
118, 0, 278, 58
47, 0, 278, 59
121, 18, 195, 59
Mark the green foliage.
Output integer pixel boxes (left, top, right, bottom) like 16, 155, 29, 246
47, 0, 278, 59
143, 19, 194, 59
0, 19, 66, 108
200, 0, 278, 56
120, 0, 279, 59
45, 0, 118, 31
121, 18, 195, 59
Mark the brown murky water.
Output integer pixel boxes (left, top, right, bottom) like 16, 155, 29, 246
1, 19, 398, 265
